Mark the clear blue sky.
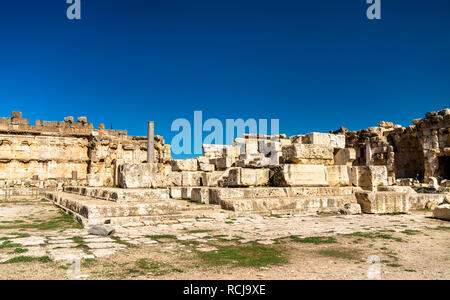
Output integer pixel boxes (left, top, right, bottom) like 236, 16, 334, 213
0, 0, 449, 158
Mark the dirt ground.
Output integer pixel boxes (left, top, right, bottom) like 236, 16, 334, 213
0, 198, 449, 280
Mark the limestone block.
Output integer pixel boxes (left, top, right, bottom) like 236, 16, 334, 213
350, 166, 388, 191
77, 116, 87, 123
191, 187, 210, 204
202, 144, 239, 159
171, 158, 198, 172
271, 164, 328, 187
305, 132, 345, 149
64, 116, 74, 123
223, 168, 270, 187
170, 187, 182, 199
378, 186, 416, 193
355, 191, 410, 214
197, 157, 215, 172
87, 174, 103, 187
282, 144, 334, 165
242, 139, 259, 155
445, 195, 450, 204
118, 163, 170, 188
181, 171, 204, 187
330, 134, 346, 149
334, 148, 356, 166
11, 111, 22, 119
432, 204, 450, 221
339, 203, 362, 215
325, 165, 350, 186
216, 157, 234, 170
425, 177, 439, 189
202, 170, 230, 187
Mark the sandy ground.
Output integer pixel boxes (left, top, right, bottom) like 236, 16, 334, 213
0, 199, 449, 280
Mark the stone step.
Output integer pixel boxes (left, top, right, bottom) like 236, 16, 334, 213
218, 195, 358, 214
63, 186, 170, 202
45, 192, 220, 227
208, 186, 360, 204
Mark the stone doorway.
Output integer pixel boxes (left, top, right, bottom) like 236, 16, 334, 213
438, 156, 450, 180
394, 136, 425, 180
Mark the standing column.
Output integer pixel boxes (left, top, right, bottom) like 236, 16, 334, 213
147, 121, 155, 163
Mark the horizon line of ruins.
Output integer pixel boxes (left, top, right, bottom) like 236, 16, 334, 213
1, 108, 449, 225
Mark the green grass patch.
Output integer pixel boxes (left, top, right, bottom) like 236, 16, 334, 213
186, 229, 213, 234
145, 235, 177, 242
2, 255, 52, 264
345, 232, 404, 242
401, 230, 421, 236
405, 269, 416, 272
82, 258, 96, 267
198, 244, 287, 267
317, 248, 361, 260
0, 211, 82, 231
387, 263, 402, 268
111, 236, 136, 247
8, 232, 31, 238
289, 236, 338, 245
0, 240, 22, 249
71, 236, 89, 250
121, 259, 183, 277
433, 226, 450, 231
8, 248, 29, 254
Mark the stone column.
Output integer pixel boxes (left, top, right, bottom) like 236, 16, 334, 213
365, 138, 373, 166
147, 121, 155, 163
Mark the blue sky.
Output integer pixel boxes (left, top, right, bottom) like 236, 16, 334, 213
0, 0, 449, 158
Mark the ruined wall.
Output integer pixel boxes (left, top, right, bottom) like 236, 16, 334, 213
332, 108, 450, 182
0, 112, 171, 187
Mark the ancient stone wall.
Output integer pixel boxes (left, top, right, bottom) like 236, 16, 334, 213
0, 112, 171, 188
332, 108, 450, 182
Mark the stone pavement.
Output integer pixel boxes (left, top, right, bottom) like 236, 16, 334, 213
1, 210, 446, 263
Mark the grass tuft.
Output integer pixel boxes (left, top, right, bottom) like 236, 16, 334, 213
289, 236, 338, 245
198, 244, 287, 267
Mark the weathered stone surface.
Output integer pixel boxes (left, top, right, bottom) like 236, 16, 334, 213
339, 203, 362, 215
171, 159, 198, 172
355, 191, 410, 214
305, 132, 345, 149
86, 174, 103, 187
181, 172, 204, 186
432, 204, 450, 221
350, 166, 388, 191
271, 165, 327, 186
88, 226, 115, 236
191, 187, 210, 204
325, 165, 350, 186
198, 161, 215, 172
282, 144, 334, 165
334, 148, 356, 166
118, 163, 170, 188
223, 168, 270, 187
215, 157, 234, 171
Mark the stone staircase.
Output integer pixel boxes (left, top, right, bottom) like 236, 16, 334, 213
192, 186, 362, 215
45, 187, 229, 227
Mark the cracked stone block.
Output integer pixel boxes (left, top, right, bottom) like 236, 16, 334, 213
355, 191, 410, 214
282, 144, 334, 165
271, 164, 327, 186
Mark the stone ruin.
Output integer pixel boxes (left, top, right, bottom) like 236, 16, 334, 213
0, 111, 171, 189
0, 110, 449, 226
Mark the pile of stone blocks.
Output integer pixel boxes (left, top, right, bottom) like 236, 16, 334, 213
190, 186, 361, 215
